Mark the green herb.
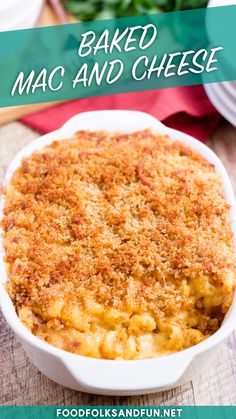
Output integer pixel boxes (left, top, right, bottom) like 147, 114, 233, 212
63, 0, 208, 21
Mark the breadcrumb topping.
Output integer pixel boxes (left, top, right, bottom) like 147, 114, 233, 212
2, 129, 236, 359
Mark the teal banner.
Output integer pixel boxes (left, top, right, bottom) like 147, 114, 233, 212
0, 5, 235, 107
0, 406, 236, 419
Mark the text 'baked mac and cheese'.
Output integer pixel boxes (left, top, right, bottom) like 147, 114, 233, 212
2, 129, 236, 359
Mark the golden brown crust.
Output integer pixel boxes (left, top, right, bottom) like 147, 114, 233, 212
2, 129, 236, 359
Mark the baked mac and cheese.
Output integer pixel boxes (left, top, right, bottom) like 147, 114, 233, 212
2, 129, 236, 359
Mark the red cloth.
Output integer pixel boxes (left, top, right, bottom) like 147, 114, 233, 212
21, 85, 221, 142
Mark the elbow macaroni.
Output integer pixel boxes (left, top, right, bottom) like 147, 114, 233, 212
19, 295, 208, 359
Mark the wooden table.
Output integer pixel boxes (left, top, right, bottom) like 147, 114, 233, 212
0, 120, 236, 406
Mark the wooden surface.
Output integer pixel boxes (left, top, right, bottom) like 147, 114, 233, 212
0, 120, 236, 406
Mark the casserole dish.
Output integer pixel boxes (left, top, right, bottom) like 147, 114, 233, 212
0, 110, 236, 395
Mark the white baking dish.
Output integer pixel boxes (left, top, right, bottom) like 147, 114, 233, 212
0, 110, 236, 396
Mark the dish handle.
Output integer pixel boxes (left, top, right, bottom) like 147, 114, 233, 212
63, 352, 193, 394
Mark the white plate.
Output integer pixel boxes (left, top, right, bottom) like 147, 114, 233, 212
208, 0, 236, 6
204, 83, 236, 127
204, 0, 236, 121
0, 0, 43, 31
206, 78, 236, 106
206, 0, 236, 78
221, 80, 236, 100
1, 110, 236, 396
